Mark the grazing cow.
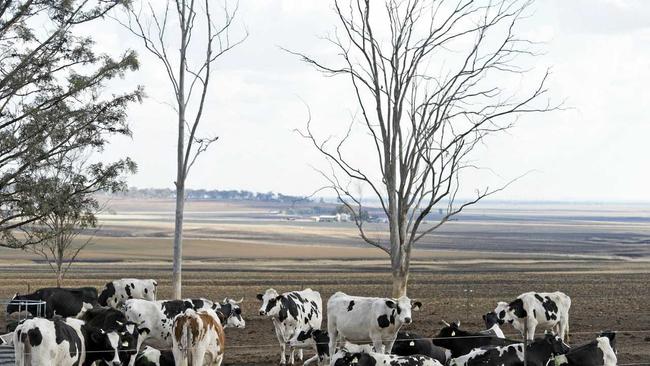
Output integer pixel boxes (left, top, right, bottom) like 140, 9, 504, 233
98, 279, 158, 308
80, 307, 140, 365
391, 331, 451, 364
289, 327, 330, 366
134, 346, 175, 366
481, 312, 506, 338
257, 288, 322, 365
13, 317, 123, 366
172, 308, 225, 366
326, 292, 421, 357
553, 332, 617, 366
331, 343, 443, 366
449, 333, 570, 366
432, 320, 519, 358
495, 291, 571, 341
7, 287, 98, 318
124, 297, 244, 357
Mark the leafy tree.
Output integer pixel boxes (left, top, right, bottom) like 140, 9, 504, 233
0, 0, 142, 248
20, 148, 136, 286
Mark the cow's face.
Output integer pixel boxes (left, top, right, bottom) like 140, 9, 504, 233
385, 296, 421, 325
494, 301, 512, 324
219, 298, 246, 328
90, 329, 122, 366
117, 323, 138, 365
289, 327, 315, 348
545, 333, 570, 355
6, 293, 20, 314
483, 311, 500, 329
257, 289, 281, 316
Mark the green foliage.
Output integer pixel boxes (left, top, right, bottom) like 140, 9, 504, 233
0, 0, 141, 248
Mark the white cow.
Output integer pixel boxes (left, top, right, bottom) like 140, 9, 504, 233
326, 292, 422, 358
495, 291, 571, 341
257, 288, 322, 365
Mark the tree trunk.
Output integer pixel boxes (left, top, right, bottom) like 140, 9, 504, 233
391, 268, 408, 298
171, 183, 185, 299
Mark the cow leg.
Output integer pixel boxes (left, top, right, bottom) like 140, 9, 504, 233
525, 318, 537, 342
371, 335, 384, 354
289, 346, 295, 365
384, 333, 397, 355
561, 312, 570, 342
327, 318, 338, 359
298, 348, 303, 361
303, 355, 319, 366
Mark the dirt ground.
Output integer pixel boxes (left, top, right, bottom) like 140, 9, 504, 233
1, 260, 648, 365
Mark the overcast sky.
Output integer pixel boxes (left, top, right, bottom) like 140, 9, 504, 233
97, 0, 650, 202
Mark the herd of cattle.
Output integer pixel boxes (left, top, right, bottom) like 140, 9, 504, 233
0, 279, 619, 366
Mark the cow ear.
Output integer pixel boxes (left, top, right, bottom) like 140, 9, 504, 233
256, 294, 263, 301
412, 301, 422, 311
385, 300, 396, 309
222, 297, 228, 304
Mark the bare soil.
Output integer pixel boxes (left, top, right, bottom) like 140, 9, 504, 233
1, 260, 648, 365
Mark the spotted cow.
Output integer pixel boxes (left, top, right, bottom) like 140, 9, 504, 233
98, 279, 158, 309
124, 297, 244, 361
432, 320, 518, 358
331, 342, 443, 366
172, 308, 225, 366
448, 333, 570, 366
13, 317, 124, 366
257, 288, 322, 365
326, 292, 422, 358
495, 291, 571, 341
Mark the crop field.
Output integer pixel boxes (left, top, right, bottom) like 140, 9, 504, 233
0, 199, 649, 365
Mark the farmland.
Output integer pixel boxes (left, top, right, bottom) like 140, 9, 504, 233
0, 198, 649, 364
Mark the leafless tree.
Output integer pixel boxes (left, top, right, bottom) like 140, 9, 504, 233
118, 0, 246, 298
291, 0, 556, 297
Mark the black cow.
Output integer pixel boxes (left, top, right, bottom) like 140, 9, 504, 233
391, 331, 451, 364
13, 316, 123, 366
449, 333, 570, 366
432, 321, 519, 358
289, 327, 330, 365
554, 332, 617, 366
80, 307, 140, 365
7, 287, 98, 318
481, 312, 506, 338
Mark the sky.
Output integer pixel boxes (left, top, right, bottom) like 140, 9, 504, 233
94, 0, 650, 202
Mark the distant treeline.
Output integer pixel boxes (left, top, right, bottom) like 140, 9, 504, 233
110, 187, 313, 203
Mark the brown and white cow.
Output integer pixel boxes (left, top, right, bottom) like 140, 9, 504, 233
172, 308, 225, 366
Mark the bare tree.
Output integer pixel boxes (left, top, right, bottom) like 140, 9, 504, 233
291, 0, 555, 297
119, 0, 246, 298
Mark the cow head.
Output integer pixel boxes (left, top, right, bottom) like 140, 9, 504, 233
88, 328, 123, 366
384, 296, 421, 325
483, 311, 500, 329
494, 301, 513, 325
116, 321, 138, 365
257, 288, 281, 316
542, 332, 570, 355
216, 298, 245, 328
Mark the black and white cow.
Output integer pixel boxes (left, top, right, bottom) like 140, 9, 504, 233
449, 333, 570, 366
257, 288, 322, 365
134, 346, 175, 366
327, 292, 422, 357
98, 279, 158, 309
289, 327, 330, 366
331, 342, 443, 366
553, 332, 617, 366
432, 320, 518, 358
124, 297, 245, 360
495, 291, 571, 341
13, 317, 124, 366
391, 331, 451, 364
80, 307, 140, 365
481, 312, 506, 338
7, 287, 98, 318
